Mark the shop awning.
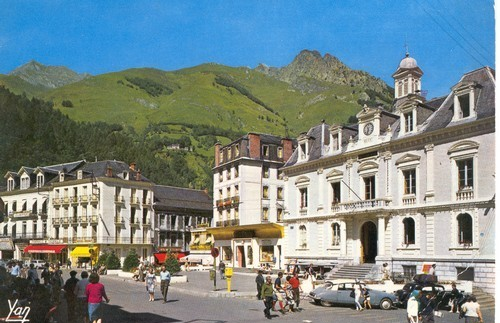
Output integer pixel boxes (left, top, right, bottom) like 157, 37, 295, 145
24, 245, 66, 254
154, 253, 167, 264
0, 239, 14, 251
207, 223, 284, 240
70, 246, 98, 258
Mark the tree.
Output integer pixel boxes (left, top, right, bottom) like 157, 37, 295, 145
96, 251, 109, 267
164, 251, 181, 275
105, 251, 121, 269
123, 250, 140, 272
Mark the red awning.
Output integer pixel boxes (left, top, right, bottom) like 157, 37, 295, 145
154, 253, 167, 264
24, 245, 66, 254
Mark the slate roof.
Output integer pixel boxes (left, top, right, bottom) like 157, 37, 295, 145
284, 66, 495, 166
154, 185, 212, 212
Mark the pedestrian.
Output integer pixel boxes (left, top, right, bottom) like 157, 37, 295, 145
85, 273, 110, 323
255, 270, 264, 300
10, 261, 20, 278
75, 271, 90, 323
159, 265, 171, 304
354, 281, 363, 311
138, 262, 145, 282
362, 287, 372, 309
407, 290, 421, 323
273, 272, 286, 314
449, 283, 461, 313
381, 263, 390, 280
27, 263, 39, 285
41, 263, 50, 285
289, 272, 302, 311
261, 276, 274, 319
51, 266, 64, 304
219, 261, 226, 280
67, 258, 72, 269
428, 264, 436, 276
461, 295, 483, 323
419, 292, 437, 323
145, 267, 157, 301
64, 270, 79, 323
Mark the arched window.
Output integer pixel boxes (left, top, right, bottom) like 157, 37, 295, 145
299, 225, 307, 248
332, 223, 341, 246
457, 213, 473, 245
402, 217, 415, 245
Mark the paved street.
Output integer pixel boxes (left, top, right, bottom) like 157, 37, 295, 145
52, 270, 495, 323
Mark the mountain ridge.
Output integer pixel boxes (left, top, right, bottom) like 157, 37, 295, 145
9, 60, 91, 89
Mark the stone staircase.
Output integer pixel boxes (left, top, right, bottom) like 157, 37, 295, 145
326, 263, 375, 280
472, 287, 495, 310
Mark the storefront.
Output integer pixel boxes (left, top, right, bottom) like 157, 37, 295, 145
23, 244, 67, 264
70, 246, 99, 268
208, 223, 283, 269
0, 238, 14, 260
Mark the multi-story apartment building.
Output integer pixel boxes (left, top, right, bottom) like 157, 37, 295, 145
0, 160, 156, 265
208, 133, 294, 268
153, 185, 212, 263
281, 55, 495, 294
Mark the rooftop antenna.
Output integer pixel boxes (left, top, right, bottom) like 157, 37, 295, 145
404, 36, 409, 56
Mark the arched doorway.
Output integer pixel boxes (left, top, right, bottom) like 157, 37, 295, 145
360, 221, 377, 263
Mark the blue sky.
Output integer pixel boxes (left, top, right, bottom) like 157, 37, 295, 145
0, 1, 495, 99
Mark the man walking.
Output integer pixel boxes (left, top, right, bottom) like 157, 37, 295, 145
255, 270, 264, 300
261, 276, 274, 319
160, 265, 171, 304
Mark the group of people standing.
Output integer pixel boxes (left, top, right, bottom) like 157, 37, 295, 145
0, 261, 110, 323
257, 271, 302, 319
407, 287, 483, 323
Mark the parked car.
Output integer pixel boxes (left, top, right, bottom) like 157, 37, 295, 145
30, 259, 46, 269
309, 281, 398, 310
395, 279, 465, 310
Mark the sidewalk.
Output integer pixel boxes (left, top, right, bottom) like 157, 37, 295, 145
108, 269, 260, 298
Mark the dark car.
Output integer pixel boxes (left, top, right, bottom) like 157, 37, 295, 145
395, 280, 465, 310
309, 281, 398, 310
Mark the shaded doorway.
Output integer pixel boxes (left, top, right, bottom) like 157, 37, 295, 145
360, 221, 377, 263
237, 245, 246, 267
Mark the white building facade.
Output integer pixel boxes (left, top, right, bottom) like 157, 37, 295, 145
0, 160, 156, 265
281, 57, 495, 294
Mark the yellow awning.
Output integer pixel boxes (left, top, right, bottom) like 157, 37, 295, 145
207, 223, 284, 240
71, 246, 98, 258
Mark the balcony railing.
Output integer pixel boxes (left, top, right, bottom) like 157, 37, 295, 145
456, 188, 474, 201
330, 198, 391, 213
215, 219, 240, 227
69, 196, 79, 205
130, 197, 141, 205
10, 211, 38, 220
402, 195, 417, 206
89, 215, 98, 224
114, 196, 125, 204
142, 198, 152, 206
190, 244, 212, 251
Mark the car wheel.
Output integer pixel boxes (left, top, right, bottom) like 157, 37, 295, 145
379, 298, 393, 310
320, 300, 334, 307
313, 299, 321, 305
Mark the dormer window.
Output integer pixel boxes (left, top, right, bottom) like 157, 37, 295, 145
77, 170, 83, 180
262, 145, 269, 158
403, 111, 414, 133
36, 174, 44, 188
299, 142, 308, 160
20, 175, 30, 190
277, 147, 283, 159
7, 178, 15, 191
59, 172, 65, 182
452, 83, 477, 121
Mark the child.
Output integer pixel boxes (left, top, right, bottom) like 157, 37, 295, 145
363, 288, 372, 309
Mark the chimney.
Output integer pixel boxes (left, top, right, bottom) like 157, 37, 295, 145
214, 142, 222, 167
281, 138, 294, 162
129, 162, 136, 171
136, 169, 141, 181
248, 133, 261, 159
106, 166, 113, 177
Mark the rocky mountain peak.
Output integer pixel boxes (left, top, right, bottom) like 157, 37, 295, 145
256, 49, 391, 95
9, 60, 90, 89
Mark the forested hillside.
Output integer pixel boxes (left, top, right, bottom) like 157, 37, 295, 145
0, 87, 215, 191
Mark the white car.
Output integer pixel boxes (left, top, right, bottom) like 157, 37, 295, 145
30, 259, 46, 269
